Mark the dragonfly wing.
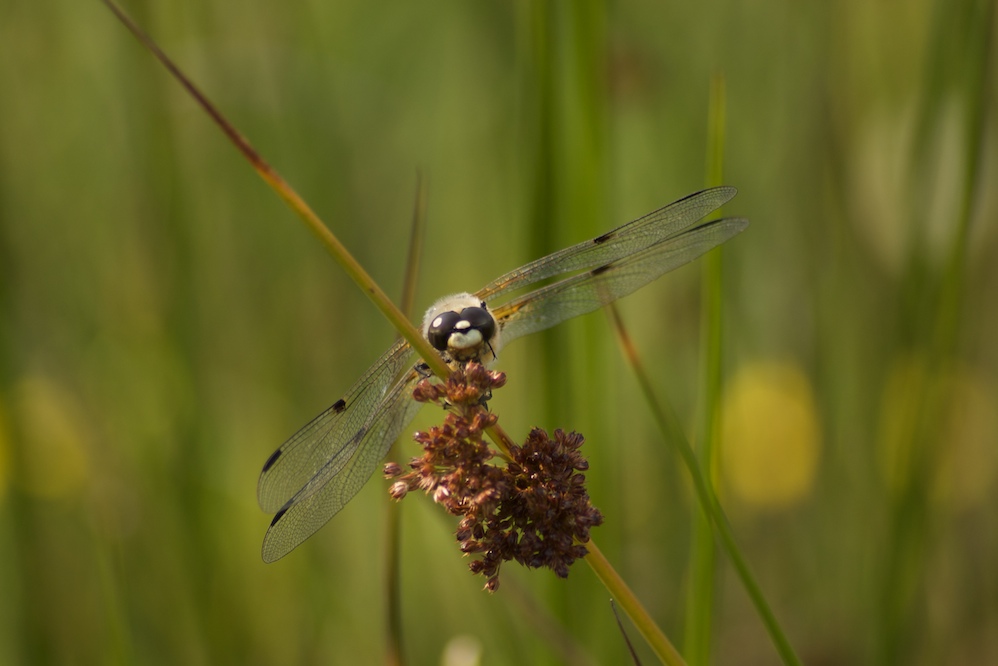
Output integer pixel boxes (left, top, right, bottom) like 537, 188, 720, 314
495, 216, 748, 345
257, 338, 414, 513
261, 370, 425, 562
476, 187, 737, 302
258, 188, 744, 560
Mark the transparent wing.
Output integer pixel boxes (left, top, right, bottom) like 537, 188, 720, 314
257, 338, 414, 514
475, 187, 736, 303
260, 369, 424, 563
493, 217, 749, 345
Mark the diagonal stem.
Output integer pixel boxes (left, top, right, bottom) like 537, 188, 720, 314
99, 0, 449, 379
583, 540, 687, 666
609, 305, 802, 666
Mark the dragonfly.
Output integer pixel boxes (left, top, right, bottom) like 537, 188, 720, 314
258, 186, 748, 562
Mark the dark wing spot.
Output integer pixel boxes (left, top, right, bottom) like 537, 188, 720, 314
332, 398, 347, 413
270, 505, 289, 526
593, 231, 615, 244
262, 449, 282, 472
591, 263, 612, 276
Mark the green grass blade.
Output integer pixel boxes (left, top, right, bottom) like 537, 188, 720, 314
609, 306, 802, 666
383, 174, 429, 666
683, 72, 728, 666
876, 0, 994, 660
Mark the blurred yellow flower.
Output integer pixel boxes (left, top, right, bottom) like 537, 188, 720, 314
720, 361, 821, 509
934, 366, 998, 509
879, 356, 998, 510
14, 374, 91, 500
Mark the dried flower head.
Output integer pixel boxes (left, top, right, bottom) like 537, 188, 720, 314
385, 362, 603, 591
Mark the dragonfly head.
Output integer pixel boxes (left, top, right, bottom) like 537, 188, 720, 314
423, 292, 500, 364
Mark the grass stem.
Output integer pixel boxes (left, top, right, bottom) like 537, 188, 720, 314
683, 71, 728, 665
100, 0, 449, 379
609, 306, 802, 666
583, 540, 687, 666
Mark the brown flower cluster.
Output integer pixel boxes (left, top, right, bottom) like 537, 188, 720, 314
385, 362, 603, 591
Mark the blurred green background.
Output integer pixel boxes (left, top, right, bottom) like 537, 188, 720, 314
1, 0, 996, 664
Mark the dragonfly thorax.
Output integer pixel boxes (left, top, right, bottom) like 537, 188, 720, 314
423, 293, 499, 363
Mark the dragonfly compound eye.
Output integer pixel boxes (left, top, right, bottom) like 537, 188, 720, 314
460, 306, 496, 345
427, 311, 463, 351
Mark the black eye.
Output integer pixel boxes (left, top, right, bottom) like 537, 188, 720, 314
461, 306, 496, 344
427, 311, 461, 351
